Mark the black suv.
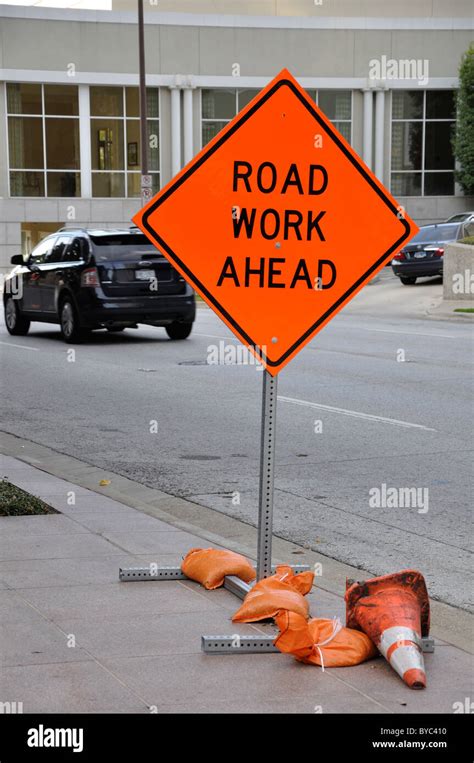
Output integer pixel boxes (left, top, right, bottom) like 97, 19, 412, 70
3, 227, 195, 342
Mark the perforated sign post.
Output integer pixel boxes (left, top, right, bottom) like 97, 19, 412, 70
131, 68, 417, 587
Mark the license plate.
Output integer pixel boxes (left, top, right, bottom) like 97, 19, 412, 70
414, 252, 426, 259
135, 269, 155, 280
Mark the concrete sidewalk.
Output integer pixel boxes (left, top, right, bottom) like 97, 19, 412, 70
426, 298, 474, 322
0, 448, 472, 714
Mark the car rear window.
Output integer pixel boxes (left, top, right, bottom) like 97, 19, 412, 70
411, 225, 460, 244
90, 234, 160, 261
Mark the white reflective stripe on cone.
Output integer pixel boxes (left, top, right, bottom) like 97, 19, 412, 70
378, 625, 425, 683
390, 645, 425, 681
379, 625, 422, 657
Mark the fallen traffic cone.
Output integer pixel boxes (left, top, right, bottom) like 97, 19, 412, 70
345, 570, 430, 689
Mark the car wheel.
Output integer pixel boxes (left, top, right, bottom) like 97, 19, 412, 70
400, 276, 417, 285
59, 298, 87, 343
165, 322, 193, 340
4, 297, 30, 336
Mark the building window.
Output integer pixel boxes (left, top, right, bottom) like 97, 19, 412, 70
308, 90, 352, 143
201, 89, 259, 145
390, 90, 456, 196
90, 86, 160, 197
7, 83, 80, 197
201, 88, 352, 147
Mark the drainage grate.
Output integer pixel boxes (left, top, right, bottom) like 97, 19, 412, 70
179, 455, 221, 461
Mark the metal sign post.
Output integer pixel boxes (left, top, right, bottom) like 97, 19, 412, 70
257, 370, 278, 580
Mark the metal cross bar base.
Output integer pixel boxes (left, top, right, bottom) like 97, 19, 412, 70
223, 575, 252, 600
202, 635, 279, 654
119, 563, 310, 583
201, 635, 435, 655
421, 637, 435, 653
119, 566, 187, 581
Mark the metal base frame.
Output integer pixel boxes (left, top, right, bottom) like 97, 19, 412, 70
118, 566, 435, 655
201, 635, 435, 655
118, 564, 310, 583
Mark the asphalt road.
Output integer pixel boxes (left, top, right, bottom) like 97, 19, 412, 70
1, 271, 473, 609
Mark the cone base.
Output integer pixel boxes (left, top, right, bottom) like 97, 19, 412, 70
404, 668, 426, 689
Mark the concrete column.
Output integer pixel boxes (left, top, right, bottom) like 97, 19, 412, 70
374, 88, 385, 182
78, 85, 92, 198
362, 89, 373, 170
170, 86, 181, 177
183, 87, 194, 166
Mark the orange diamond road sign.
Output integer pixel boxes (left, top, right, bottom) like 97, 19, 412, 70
133, 69, 418, 375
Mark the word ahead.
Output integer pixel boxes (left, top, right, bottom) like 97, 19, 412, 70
218, 256, 335, 290
134, 68, 417, 374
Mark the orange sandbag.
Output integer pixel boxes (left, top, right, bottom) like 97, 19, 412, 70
181, 547, 256, 590
275, 611, 378, 668
232, 565, 314, 623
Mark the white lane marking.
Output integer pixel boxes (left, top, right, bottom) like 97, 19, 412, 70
278, 395, 436, 431
194, 332, 239, 341
369, 328, 456, 339
0, 341, 39, 352
197, 324, 459, 342
307, 322, 459, 340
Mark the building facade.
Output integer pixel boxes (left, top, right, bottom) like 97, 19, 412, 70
0, 1, 473, 272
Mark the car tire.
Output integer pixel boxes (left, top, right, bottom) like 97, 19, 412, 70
59, 297, 88, 343
400, 276, 417, 285
4, 296, 30, 336
165, 322, 193, 340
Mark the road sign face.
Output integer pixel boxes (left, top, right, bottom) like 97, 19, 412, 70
133, 69, 418, 375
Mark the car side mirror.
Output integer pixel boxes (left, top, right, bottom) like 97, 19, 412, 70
10, 254, 24, 265
25, 257, 40, 273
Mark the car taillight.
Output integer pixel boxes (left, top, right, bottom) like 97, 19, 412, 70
432, 248, 444, 257
393, 251, 406, 261
81, 267, 100, 287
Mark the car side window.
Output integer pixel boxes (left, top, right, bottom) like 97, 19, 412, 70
45, 236, 70, 264
30, 237, 55, 265
63, 237, 87, 262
